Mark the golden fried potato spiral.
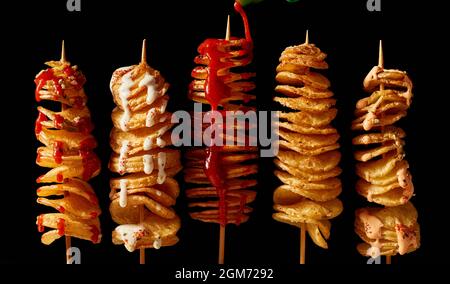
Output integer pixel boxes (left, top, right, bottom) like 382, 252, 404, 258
35, 60, 102, 245
353, 67, 414, 206
355, 203, 420, 256
353, 65, 420, 256
272, 43, 343, 249
185, 14, 258, 226
109, 62, 181, 252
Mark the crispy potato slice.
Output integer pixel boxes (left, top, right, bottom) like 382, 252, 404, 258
352, 126, 405, 145
275, 84, 333, 99
275, 170, 341, 191
277, 150, 341, 173
276, 71, 330, 90
274, 95, 335, 112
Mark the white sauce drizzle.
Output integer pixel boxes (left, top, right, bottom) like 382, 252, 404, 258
156, 137, 166, 148
157, 152, 167, 184
118, 140, 129, 174
139, 73, 157, 105
143, 136, 153, 150
118, 71, 135, 131
143, 154, 154, 174
119, 179, 128, 208
115, 224, 146, 252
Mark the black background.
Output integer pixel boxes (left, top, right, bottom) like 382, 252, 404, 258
2, 0, 448, 270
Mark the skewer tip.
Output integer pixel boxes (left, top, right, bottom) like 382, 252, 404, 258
225, 15, 231, 40
305, 30, 309, 45
378, 40, 384, 68
60, 40, 67, 63
141, 39, 147, 64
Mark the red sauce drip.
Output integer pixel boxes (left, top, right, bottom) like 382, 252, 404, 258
80, 137, 96, 150
63, 66, 74, 76
89, 212, 98, 219
198, 38, 233, 110
36, 175, 44, 183
35, 112, 47, 136
53, 141, 64, 164
198, 1, 253, 226
34, 69, 63, 101
76, 117, 94, 134
90, 225, 100, 243
234, 1, 252, 43
36, 148, 42, 163
54, 114, 64, 129
63, 66, 86, 89
204, 147, 227, 226
236, 193, 248, 225
37, 215, 45, 232
79, 137, 99, 180
57, 218, 65, 236
79, 149, 100, 181
73, 97, 84, 109
56, 173, 64, 182
58, 206, 65, 213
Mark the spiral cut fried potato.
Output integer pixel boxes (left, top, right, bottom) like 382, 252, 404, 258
185, 3, 257, 226
35, 60, 102, 245
272, 42, 343, 249
355, 203, 420, 256
353, 63, 420, 256
353, 67, 414, 206
109, 59, 181, 252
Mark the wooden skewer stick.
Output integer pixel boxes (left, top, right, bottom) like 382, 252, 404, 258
61, 40, 67, 63
378, 40, 385, 91
219, 225, 225, 264
297, 30, 310, 265
217, 15, 232, 265
225, 15, 231, 41
65, 224, 71, 264
141, 39, 147, 65
139, 205, 145, 264
386, 255, 391, 264
300, 223, 306, 264
378, 39, 391, 265
378, 40, 384, 70
60, 40, 71, 263
139, 39, 148, 265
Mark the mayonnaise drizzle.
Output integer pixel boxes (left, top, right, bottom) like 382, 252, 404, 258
139, 73, 157, 105
115, 224, 146, 252
153, 235, 162, 250
160, 97, 168, 113
157, 152, 167, 184
143, 154, 154, 174
146, 109, 157, 127
359, 210, 383, 239
397, 168, 414, 203
118, 140, 129, 174
143, 136, 153, 151
110, 66, 134, 91
119, 179, 128, 208
156, 137, 166, 148
118, 71, 135, 131
366, 239, 381, 258
395, 219, 418, 255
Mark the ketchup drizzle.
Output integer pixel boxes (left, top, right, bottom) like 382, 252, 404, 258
197, 1, 253, 226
